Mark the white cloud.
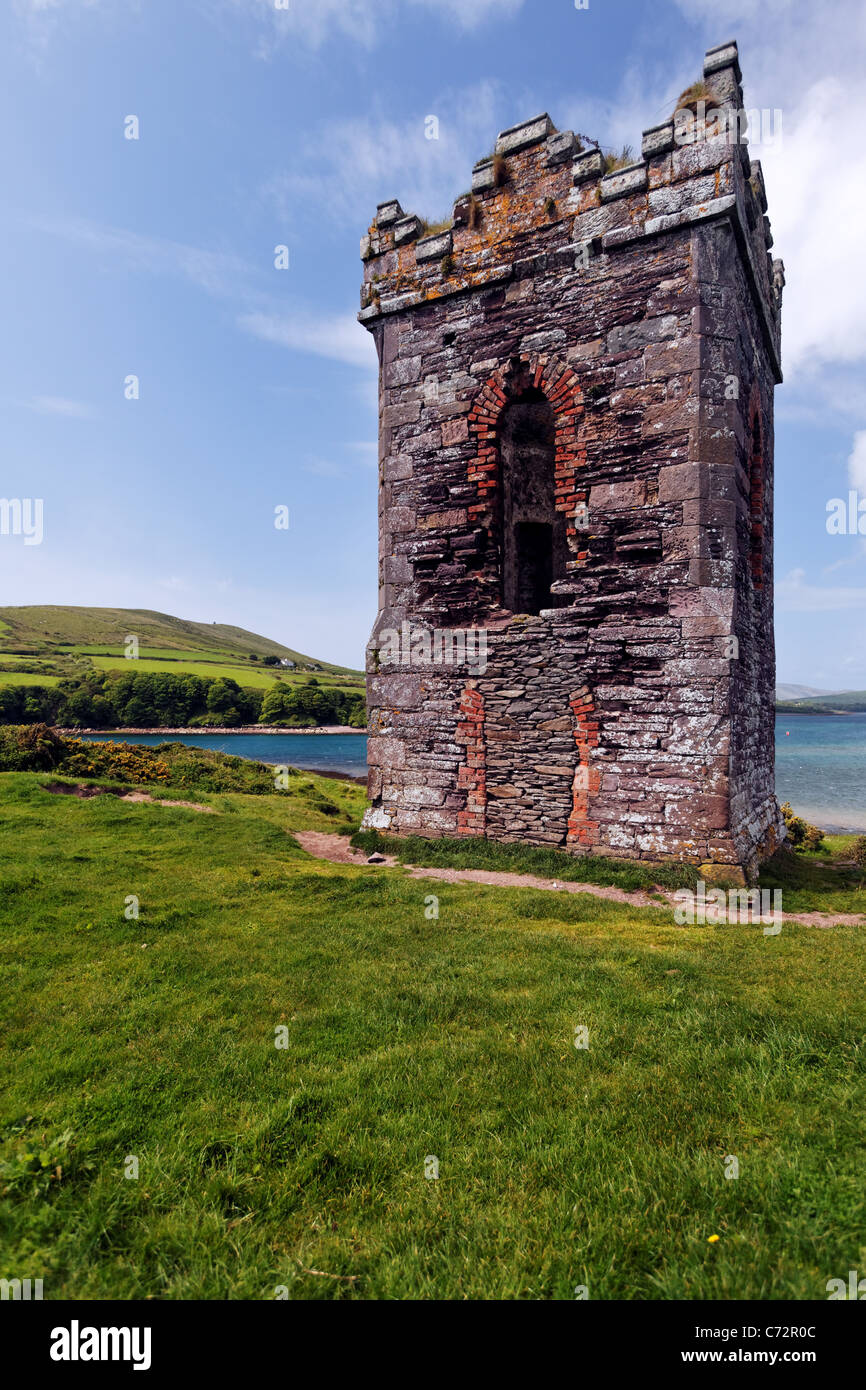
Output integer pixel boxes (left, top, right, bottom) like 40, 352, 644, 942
264, 81, 504, 232
776, 567, 866, 612
32, 215, 377, 376
33, 217, 253, 300
303, 456, 345, 479
239, 309, 376, 369
223, 0, 523, 53
26, 395, 93, 418
671, 0, 866, 411
345, 441, 378, 463
848, 430, 866, 491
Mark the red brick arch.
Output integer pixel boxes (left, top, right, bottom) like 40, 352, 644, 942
466, 354, 587, 542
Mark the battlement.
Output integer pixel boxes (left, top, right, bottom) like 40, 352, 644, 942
360, 40, 783, 380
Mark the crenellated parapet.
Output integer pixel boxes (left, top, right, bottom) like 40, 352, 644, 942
360, 39, 783, 379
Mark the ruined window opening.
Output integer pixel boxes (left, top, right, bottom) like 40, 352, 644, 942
443, 330, 456, 346
498, 392, 567, 615
748, 409, 764, 592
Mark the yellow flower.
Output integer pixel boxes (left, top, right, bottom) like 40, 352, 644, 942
707, 1234, 720, 1244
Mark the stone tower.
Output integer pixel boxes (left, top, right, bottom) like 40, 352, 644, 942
359, 40, 785, 879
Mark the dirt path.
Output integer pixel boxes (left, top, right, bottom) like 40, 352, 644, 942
43, 782, 215, 813
293, 832, 865, 928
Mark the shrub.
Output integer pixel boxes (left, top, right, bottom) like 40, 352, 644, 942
0, 723, 65, 771
780, 801, 824, 852
60, 739, 172, 785
803, 823, 825, 852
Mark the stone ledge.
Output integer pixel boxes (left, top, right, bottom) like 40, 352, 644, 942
704, 40, 741, 83
600, 162, 648, 202
376, 199, 404, 228
416, 230, 453, 262
546, 130, 577, 166
394, 214, 423, 246
641, 122, 675, 158
496, 113, 554, 155
643, 192, 736, 238
471, 159, 495, 193
573, 148, 605, 184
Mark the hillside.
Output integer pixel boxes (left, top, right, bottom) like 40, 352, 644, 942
776, 683, 844, 702
0, 606, 361, 676
777, 690, 866, 715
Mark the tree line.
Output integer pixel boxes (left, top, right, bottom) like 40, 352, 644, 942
0, 670, 366, 729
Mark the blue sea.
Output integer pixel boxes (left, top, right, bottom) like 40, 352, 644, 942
80, 731, 369, 780
774, 713, 866, 832
83, 713, 866, 831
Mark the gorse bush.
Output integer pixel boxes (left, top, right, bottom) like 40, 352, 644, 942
0, 725, 293, 794
0, 722, 66, 770
60, 739, 172, 785
780, 801, 824, 852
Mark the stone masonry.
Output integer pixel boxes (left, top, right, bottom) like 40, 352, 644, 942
358, 40, 785, 880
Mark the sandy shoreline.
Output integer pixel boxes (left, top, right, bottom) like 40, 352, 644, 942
58, 725, 364, 736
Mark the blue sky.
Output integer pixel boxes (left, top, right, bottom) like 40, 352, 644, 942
2, 0, 865, 681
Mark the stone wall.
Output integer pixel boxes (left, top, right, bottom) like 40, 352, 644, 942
359, 40, 785, 879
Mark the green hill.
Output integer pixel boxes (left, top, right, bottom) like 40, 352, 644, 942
0, 606, 361, 677
777, 690, 866, 715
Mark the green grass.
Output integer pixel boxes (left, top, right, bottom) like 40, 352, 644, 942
89, 655, 364, 694
90, 656, 285, 688
354, 829, 866, 917
352, 828, 702, 891
1, 771, 864, 1300
0, 671, 62, 687
64, 645, 240, 662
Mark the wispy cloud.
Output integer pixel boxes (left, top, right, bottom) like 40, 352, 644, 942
221, 0, 524, 54
672, 0, 866, 412
32, 217, 254, 300
31, 216, 375, 372
263, 81, 505, 232
848, 430, 866, 490
303, 456, 346, 479
777, 567, 866, 613
239, 309, 375, 369
25, 395, 94, 418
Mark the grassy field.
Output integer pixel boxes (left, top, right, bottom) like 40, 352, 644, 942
1, 765, 864, 1300
0, 671, 62, 688
0, 604, 363, 676
88, 655, 363, 693
90, 656, 290, 689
